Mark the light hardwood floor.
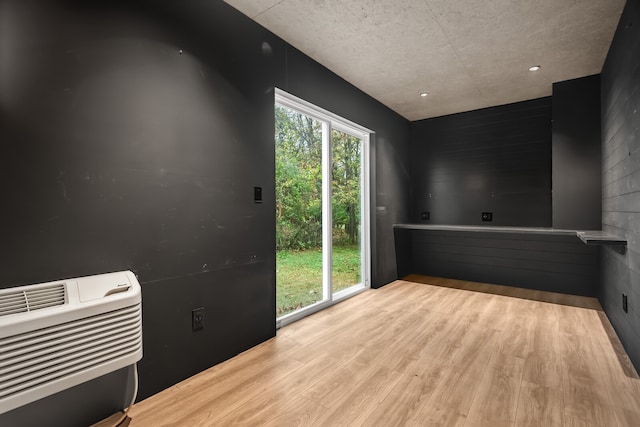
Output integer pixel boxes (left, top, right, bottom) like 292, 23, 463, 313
127, 275, 640, 426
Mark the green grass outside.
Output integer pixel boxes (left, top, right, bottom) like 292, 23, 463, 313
276, 245, 361, 317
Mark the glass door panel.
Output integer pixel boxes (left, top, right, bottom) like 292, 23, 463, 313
331, 128, 363, 295
275, 105, 327, 317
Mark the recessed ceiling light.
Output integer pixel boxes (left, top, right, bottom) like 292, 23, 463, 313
529, 65, 541, 71
420, 92, 429, 97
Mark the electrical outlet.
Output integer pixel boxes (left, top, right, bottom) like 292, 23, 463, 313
192, 307, 205, 331
482, 212, 493, 222
421, 211, 430, 220
622, 294, 628, 313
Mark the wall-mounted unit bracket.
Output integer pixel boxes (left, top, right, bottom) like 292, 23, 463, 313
576, 231, 627, 254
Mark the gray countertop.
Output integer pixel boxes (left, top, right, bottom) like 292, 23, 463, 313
394, 224, 627, 245
394, 224, 579, 235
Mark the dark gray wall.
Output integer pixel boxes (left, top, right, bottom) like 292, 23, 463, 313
552, 75, 602, 230
395, 228, 599, 296
600, 0, 640, 370
1, 2, 276, 425
402, 82, 607, 300
410, 98, 552, 226
0, 1, 411, 425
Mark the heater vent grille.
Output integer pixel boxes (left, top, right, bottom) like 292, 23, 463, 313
0, 284, 66, 317
0, 304, 142, 402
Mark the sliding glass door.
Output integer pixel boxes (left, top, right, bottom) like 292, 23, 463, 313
275, 89, 370, 326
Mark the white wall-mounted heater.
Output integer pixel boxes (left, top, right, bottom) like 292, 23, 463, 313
0, 271, 142, 414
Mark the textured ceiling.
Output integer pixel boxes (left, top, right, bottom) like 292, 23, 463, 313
224, 0, 625, 121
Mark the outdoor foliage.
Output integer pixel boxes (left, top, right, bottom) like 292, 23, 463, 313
331, 128, 361, 246
275, 105, 361, 251
275, 105, 323, 250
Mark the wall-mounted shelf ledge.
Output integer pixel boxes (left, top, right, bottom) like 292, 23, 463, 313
393, 224, 577, 235
394, 225, 628, 247
576, 231, 627, 246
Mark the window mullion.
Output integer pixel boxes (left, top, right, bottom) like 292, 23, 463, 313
322, 121, 333, 301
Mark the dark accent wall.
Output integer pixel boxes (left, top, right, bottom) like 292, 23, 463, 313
600, 0, 640, 370
395, 227, 599, 296
0, 1, 411, 425
410, 98, 552, 227
552, 75, 602, 230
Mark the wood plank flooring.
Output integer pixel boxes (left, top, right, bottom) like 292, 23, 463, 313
127, 275, 640, 426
